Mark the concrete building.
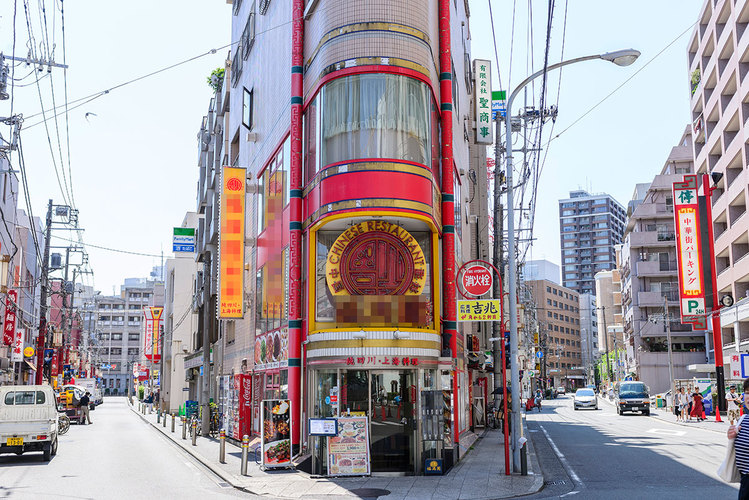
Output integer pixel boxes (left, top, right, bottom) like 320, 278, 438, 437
161, 213, 201, 413
529, 279, 584, 390
578, 293, 598, 384
94, 275, 164, 395
620, 130, 708, 393
688, 0, 749, 358
559, 190, 627, 296
525, 259, 561, 285
594, 266, 624, 383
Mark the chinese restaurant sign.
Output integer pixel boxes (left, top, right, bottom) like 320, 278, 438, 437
673, 175, 707, 330
458, 299, 502, 321
344, 356, 420, 367
143, 307, 163, 361
327, 416, 371, 476
474, 59, 492, 144
3, 289, 17, 345
11, 328, 23, 363
325, 221, 426, 296
219, 167, 246, 318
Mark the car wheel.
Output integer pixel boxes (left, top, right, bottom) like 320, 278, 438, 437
574, 406, 578, 410
617, 406, 621, 415
51, 437, 58, 456
595, 405, 598, 410
42, 443, 51, 461
643, 410, 650, 416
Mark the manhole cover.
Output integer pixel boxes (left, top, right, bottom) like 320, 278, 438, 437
349, 488, 391, 498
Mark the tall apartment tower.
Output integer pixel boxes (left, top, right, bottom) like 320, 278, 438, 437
558, 190, 627, 295
688, 0, 749, 349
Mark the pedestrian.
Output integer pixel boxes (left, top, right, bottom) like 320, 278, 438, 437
145, 392, 154, 412
728, 386, 742, 425
79, 391, 92, 425
725, 378, 749, 497
691, 390, 705, 422
679, 387, 689, 422
674, 388, 683, 422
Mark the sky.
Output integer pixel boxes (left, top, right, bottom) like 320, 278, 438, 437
0, 1, 703, 293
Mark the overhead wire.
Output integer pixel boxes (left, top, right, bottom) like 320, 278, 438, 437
50, 234, 162, 258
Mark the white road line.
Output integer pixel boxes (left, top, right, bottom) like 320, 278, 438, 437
647, 428, 686, 436
539, 425, 583, 487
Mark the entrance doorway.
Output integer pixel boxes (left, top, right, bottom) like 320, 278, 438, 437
369, 371, 415, 472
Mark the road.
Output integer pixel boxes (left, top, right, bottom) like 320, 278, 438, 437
0, 397, 245, 499
525, 394, 738, 499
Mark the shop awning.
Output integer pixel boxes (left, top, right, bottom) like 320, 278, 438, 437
24, 360, 37, 371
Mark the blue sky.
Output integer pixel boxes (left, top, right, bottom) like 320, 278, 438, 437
1, 1, 703, 292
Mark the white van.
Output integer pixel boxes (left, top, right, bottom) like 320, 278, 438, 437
0, 385, 59, 461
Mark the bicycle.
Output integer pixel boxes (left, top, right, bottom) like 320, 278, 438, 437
58, 413, 71, 435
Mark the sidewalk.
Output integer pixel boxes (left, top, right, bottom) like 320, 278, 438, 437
129, 402, 543, 499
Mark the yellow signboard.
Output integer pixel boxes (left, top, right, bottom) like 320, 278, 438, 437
457, 299, 501, 322
219, 167, 246, 318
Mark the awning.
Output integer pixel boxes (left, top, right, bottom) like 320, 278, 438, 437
24, 360, 37, 371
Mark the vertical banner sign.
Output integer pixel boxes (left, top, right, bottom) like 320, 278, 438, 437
143, 307, 164, 361
11, 328, 24, 362
261, 400, 291, 469
673, 175, 708, 330
219, 167, 246, 318
3, 289, 18, 345
474, 59, 492, 144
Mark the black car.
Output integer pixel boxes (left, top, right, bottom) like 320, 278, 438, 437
615, 382, 651, 416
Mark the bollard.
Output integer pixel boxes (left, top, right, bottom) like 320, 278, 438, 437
142, 404, 146, 415
219, 430, 226, 464
157, 410, 161, 424
162, 412, 167, 428
182, 417, 187, 440
171, 413, 176, 433
191, 420, 197, 446
240, 434, 249, 476
519, 437, 528, 476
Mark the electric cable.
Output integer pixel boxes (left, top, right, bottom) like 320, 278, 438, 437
50, 234, 162, 258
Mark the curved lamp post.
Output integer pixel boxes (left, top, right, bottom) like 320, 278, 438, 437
505, 49, 640, 472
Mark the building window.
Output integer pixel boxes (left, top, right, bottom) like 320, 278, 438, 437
128, 348, 138, 355
546, 286, 551, 292
243, 88, 254, 130
112, 333, 122, 341
241, 4, 256, 60
256, 173, 265, 234
128, 333, 139, 342
231, 46, 242, 87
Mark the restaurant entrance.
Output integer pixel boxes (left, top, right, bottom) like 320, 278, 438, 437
369, 371, 415, 472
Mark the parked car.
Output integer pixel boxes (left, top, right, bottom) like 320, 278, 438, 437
556, 386, 566, 395
0, 385, 59, 461
615, 381, 651, 416
573, 388, 598, 410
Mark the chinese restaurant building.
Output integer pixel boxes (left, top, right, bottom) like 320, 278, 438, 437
219, 0, 489, 475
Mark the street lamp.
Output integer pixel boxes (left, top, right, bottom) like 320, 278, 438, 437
504, 48, 640, 472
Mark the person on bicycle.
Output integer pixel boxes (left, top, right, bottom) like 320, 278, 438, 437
534, 388, 543, 411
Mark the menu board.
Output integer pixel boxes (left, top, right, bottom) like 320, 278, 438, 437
254, 328, 289, 371
261, 399, 291, 469
327, 416, 371, 476
309, 418, 338, 436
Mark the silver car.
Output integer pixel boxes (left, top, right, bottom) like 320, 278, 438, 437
573, 388, 598, 410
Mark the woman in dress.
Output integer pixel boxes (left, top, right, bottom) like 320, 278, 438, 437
690, 390, 704, 422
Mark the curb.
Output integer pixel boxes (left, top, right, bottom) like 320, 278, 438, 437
522, 419, 546, 497
600, 394, 726, 435
127, 403, 260, 496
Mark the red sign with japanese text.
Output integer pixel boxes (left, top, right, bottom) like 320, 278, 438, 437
673, 175, 707, 330
3, 289, 18, 345
462, 265, 493, 297
143, 307, 163, 361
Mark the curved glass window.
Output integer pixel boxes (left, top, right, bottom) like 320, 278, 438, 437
319, 74, 432, 167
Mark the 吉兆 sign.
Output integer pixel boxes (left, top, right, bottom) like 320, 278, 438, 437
173, 227, 196, 253
458, 299, 501, 321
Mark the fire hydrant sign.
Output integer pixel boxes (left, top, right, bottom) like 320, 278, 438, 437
462, 265, 492, 296
672, 175, 707, 330
458, 299, 502, 321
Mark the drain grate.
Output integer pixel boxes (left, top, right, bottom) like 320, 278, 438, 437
544, 480, 567, 486
217, 482, 231, 488
349, 488, 391, 498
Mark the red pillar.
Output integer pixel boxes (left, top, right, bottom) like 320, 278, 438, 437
438, 0, 459, 448
702, 173, 725, 422
288, 0, 305, 451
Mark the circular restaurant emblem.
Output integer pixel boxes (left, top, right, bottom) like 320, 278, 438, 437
462, 264, 493, 296
23, 346, 35, 358
325, 221, 427, 296
226, 177, 243, 191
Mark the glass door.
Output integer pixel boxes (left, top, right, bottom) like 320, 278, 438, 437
370, 370, 415, 473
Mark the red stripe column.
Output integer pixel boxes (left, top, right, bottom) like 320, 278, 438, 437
438, 0, 459, 449
288, 0, 305, 452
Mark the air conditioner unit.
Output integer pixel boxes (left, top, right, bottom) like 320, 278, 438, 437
246, 132, 258, 143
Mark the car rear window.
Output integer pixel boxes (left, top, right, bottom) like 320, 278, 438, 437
3, 391, 46, 405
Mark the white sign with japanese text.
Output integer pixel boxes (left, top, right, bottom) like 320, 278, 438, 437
474, 59, 492, 144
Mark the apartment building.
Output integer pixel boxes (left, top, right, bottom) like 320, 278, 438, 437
620, 130, 709, 393
529, 279, 584, 390
594, 265, 624, 383
558, 190, 627, 296
578, 293, 598, 384
688, 0, 749, 353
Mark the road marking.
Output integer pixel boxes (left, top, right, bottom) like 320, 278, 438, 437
647, 428, 686, 436
560, 492, 580, 497
539, 425, 583, 487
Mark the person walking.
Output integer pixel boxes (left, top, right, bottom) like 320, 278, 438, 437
691, 390, 705, 422
728, 386, 742, 425
726, 378, 749, 499
679, 387, 689, 422
79, 392, 92, 425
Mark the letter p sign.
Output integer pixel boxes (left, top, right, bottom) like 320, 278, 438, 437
682, 298, 705, 315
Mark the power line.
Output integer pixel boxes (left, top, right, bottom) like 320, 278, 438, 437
50, 234, 162, 258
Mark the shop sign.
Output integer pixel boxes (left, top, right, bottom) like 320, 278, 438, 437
23, 346, 34, 358
327, 416, 371, 476
261, 400, 291, 469
461, 265, 492, 297
143, 307, 163, 361
474, 59, 492, 144
3, 289, 18, 345
325, 221, 427, 296
308, 418, 338, 436
11, 328, 23, 362
672, 175, 707, 330
219, 166, 246, 318
254, 328, 289, 370
345, 356, 420, 367
457, 299, 501, 321
173, 227, 196, 253
425, 458, 443, 475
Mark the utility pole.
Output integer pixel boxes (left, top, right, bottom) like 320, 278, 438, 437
35, 200, 53, 384
492, 114, 504, 398
600, 305, 612, 384
201, 252, 212, 435
664, 296, 675, 403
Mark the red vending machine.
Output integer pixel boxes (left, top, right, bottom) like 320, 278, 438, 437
238, 373, 252, 440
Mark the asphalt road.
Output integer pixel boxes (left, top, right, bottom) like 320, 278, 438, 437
525, 394, 738, 499
0, 397, 245, 499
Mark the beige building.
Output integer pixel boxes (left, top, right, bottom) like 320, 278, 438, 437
689, 0, 749, 353
528, 280, 584, 390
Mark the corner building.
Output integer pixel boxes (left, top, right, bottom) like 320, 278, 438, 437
226, 0, 483, 475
